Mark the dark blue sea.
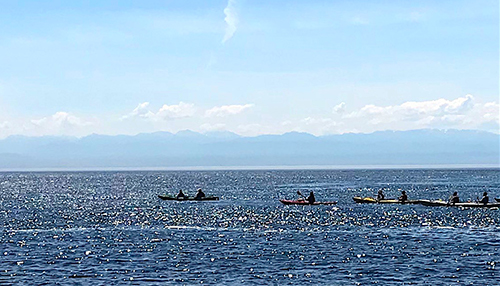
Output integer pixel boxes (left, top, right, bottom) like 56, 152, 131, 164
0, 169, 499, 285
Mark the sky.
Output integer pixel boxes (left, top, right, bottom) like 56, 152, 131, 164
0, 0, 498, 138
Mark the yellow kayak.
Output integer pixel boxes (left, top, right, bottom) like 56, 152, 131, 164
353, 196, 419, 204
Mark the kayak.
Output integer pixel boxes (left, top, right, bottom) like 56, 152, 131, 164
417, 200, 500, 208
158, 195, 219, 201
279, 199, 337, 205
352, 196, 420, 204
417, 200, 450, 206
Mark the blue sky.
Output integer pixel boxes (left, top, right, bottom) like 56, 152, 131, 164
0, 0, 498, 137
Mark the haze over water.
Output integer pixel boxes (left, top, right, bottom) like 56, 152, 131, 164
1, 169, 499, 285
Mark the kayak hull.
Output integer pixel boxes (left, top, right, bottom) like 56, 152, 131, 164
158, 195, 219, 201
418, 200, 500, 208
279, 199, 337, 205
353, 197, 419, 204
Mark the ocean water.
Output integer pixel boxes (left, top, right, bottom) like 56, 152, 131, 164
0, 169, 499, 285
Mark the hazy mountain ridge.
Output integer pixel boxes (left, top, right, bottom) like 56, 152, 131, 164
0, 129, 498, 168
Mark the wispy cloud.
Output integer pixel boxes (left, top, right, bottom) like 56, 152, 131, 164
222, 0, 238, 43
205, 104, 253, 117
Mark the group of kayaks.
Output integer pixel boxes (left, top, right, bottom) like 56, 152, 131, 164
158, 192, 500, 208
353, 196, 500, 208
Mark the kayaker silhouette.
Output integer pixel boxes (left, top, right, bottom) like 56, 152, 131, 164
479, 192, 489, 204
307, 191, 316, 204
195, 188, 206, 199
377, 190, 385, 201
448, 192, 459, 205
399, 190, 407, 202
177, 189, 186, 199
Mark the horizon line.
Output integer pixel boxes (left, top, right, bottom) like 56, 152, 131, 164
0, 164, 498, 172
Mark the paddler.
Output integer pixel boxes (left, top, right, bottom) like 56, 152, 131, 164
479, 192, 489, 204
377, 189, 385, 201
177, 189, 186, 199
195, 188, 206, 199
448, 192, 460, 205
307, 191, 316, 204
398, 190, 407, 202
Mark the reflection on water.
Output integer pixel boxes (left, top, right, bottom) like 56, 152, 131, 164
0, 169, 499, 284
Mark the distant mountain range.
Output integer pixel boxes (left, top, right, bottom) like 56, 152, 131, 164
0, 129, 498, 169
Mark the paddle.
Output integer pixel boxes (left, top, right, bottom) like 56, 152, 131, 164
297, 191, 307, 201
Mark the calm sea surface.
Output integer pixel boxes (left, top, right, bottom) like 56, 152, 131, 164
0, 169, 499, 285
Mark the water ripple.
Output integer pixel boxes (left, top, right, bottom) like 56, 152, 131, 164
0, 169, 499, 285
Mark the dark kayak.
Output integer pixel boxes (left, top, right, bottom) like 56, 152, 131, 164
417, 200, 500, 208
279, 199, 337, 205
158, 195, 219, 201
353, 196, 420, 204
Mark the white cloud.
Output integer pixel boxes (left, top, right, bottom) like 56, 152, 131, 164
2, 94, 496, 139
301, 117, 335, 125
121, 102, 155, 120
332, 102, 346, 113
342, 94, 499, 133
205, 104, 253, 117
346, 94, 475, 120
29, 112, 93, 136
31, 112, 91, 128
222, 0, 238, 43
123, 102, 196, 121
482, 102, 500, 122
0, 121, 10, 129
157, 102, 196, 119
0, 121, 13, 138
